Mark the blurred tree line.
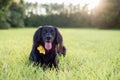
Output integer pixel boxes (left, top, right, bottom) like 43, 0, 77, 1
0, 0, 120, 29
0, 0, 25, 29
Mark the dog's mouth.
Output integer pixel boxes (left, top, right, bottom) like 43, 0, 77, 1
45, 41, 52, 50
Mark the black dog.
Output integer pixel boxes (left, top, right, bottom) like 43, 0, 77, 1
29, 25, 66, 69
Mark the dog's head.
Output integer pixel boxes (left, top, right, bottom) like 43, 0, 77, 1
33, 25, 63, 51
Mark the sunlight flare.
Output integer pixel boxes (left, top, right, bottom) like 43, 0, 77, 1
87, 0, 100, 10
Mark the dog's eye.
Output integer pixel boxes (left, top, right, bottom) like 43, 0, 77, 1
50, 30, 54, 34
43, 30, 47, 34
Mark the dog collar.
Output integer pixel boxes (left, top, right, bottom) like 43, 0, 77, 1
37, 45, 45, 55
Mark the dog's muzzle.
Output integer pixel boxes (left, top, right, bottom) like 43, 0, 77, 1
45, 36, 52, 50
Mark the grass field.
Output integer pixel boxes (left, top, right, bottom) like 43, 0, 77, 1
0, 28, 120, 80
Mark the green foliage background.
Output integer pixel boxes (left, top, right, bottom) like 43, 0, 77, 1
0, 0, 120, 29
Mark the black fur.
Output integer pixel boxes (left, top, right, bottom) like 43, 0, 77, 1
29, 25, 66, 69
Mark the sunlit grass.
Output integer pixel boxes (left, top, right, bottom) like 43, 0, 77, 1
0, 28, 120, 80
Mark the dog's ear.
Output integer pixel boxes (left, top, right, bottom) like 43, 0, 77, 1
55, 27, 66, 56
33, 26, 43, 45
54, 27, 63, 53
55, 27, 63, 45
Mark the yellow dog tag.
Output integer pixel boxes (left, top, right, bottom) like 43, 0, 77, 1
37, 45, 45, 55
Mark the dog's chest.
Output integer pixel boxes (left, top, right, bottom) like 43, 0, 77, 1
42, 51, 56, 61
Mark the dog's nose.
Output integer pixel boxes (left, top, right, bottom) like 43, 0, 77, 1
46, 36, 51, 40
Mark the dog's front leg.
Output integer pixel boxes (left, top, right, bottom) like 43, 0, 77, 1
29, 47, 40, 66
53, 56, 58, 69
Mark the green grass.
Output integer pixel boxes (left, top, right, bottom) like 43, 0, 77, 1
0, 28, 120, 80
